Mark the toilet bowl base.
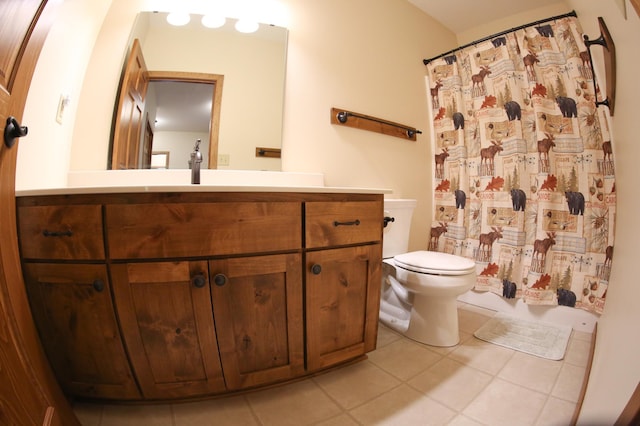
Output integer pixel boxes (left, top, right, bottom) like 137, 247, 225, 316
403, 295, 460, 347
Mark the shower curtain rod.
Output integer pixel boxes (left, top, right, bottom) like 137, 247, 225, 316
422, 10, 577, 65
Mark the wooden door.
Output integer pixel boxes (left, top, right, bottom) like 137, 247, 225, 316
305, 245, 382, 371
23, 263, 140, 400
0, 1, 79, 424
210, 253, 304, 390
111, 261, 226, 399
111, 38, 148, 169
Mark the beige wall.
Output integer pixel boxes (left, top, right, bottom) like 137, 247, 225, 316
18, 0, 640, 422
563, 1, 640, 423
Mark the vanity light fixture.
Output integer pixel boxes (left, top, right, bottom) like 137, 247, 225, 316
166, 12, 190, 26
234, 19, 259, 33
201, 15, 226, 29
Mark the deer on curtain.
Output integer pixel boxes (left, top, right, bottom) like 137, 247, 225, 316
425, 16, 615, 315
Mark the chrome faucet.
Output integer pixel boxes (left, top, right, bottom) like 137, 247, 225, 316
190, 139, 202, 184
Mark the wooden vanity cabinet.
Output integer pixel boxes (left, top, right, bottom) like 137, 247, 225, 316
209, 253, 304, 390
110, 261, 226, 399
16, 192, 384, 401
304, 200, 383, 371
22, 263, 139, 400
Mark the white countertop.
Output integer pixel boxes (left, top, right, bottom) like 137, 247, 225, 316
16, 170, 391, 196
16, 184, 391, 197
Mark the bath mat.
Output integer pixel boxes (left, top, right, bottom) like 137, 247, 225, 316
473, 312, 572, 360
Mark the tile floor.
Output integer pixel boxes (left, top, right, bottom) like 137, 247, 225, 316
73, 302, 593, 426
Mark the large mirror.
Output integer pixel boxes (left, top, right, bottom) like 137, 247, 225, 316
110, 11, 288, 171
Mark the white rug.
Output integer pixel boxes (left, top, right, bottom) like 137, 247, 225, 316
474, 312, 572, 360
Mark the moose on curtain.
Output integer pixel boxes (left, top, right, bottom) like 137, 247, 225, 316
425, 15, 615, 315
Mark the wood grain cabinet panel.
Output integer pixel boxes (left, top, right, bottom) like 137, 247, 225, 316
105, 202, 301, 259
23, 263, 139, 400
18, 205, 105, 260
110, 260, 226, 399
305, 244, 382, 371
305, 201, 383, 249
210, 253, 304, 390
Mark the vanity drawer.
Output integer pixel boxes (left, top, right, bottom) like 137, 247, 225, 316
106, 202, 302, 259
18, 205, 105, 260
305, 201, 383, 249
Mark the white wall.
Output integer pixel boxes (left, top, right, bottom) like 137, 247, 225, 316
21, 0, 640, 422
17, 0, 112, 189
563, 1, 640, 423
152, 131, 209, 169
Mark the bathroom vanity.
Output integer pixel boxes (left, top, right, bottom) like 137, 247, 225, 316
16, 182, 385, 401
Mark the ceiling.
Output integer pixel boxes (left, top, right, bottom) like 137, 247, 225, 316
407, 0, 565, 34
151, 81, 213, 133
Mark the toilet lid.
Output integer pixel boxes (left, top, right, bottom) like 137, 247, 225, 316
394, 250, 476, 276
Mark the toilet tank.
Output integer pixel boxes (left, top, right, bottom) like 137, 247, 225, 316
383, 199, 417, 259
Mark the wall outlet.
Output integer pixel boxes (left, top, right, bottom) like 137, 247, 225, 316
218, 154, 230, 166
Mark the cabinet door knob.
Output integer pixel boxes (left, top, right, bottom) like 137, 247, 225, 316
92, 279, 105, 292
192, 274, 207, 288
4, 116, 28, 148
311, 264, 322, 275
213, 273, 227, 286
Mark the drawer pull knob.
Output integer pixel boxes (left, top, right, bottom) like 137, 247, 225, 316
42, 229, 73, 237
92, 279, 105, 292
311, 264, 322, 275
192, 274, 207, 288
383, 216, 395, 228
333, 219, 360, 227
213, 274, 228, 287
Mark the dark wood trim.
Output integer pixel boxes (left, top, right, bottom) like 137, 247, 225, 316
572, 323, 597, 425
615, 381, 640, 425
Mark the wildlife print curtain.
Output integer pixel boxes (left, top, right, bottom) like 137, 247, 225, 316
425, 15, 615, 314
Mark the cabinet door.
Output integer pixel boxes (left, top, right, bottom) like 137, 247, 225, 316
23, 263, 140, 400
111, 261, 225, 399
210, 253, 304, 390
306, 244, 381, 371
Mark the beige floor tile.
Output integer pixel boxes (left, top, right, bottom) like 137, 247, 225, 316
408, 357, 492, 411
449, 337, 515, 375
422, 330, 474, 356
377, 323, 402, 348
314, 413, 360, 426
313, 361, 401, 410
564, 337, 592, 367
349, 384, 456, 426
367, 338, 442, 380
172, 396, 258, 425
497, 351, 563, 394
246, 379, 342, 426
72, 402, 103, 426
447, 414, 485, 426
463, 378, 547, 426
551, 363, 587, 403
99, 404, 173, 426
457, 306, 494, 334
535, 396, 578, 426
570, 330, 593, 342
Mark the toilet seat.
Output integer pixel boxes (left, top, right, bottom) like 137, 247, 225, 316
394, 250, 476, 276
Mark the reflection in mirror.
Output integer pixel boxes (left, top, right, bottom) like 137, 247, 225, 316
150, 80, 213, 169
110, 11, 288, 171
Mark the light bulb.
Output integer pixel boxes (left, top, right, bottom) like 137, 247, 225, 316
235, 20, 259, 33
201, 15, 226, 29
166, 12, 190, 26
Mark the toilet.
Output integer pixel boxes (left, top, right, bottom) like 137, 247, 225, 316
380, 199, 477, 347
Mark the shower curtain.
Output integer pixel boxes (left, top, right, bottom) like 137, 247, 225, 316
425, 15, 615, 315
